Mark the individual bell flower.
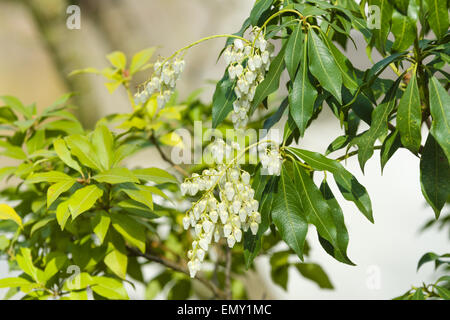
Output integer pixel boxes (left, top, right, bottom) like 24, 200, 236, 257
209, 210, 218, 223
182, 216, 190, 230
241, 171, 250, 185
234, 228, 243, 242
223, 223, 232, 237
227, 235, 236, 248
233, 39, 244, 51
250, 222, 259, 235
197, 248, 205, 262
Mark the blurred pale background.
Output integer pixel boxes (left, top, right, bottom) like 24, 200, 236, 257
0, 0, 448, 299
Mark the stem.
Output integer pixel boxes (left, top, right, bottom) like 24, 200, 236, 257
127, 246, 227, 299
149, 133, 189, 177
225, 246, 232, 300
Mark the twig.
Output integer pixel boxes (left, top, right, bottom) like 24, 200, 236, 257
149, 134, 189, 177
127, 246, 227, 299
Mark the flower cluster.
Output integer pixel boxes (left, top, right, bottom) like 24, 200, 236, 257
260, 145, 282, 176
223, 27, 274, 129
134, 56, 185, 110
180, 139, 261, 278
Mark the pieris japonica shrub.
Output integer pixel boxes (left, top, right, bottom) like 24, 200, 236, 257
0, 0, 449, 300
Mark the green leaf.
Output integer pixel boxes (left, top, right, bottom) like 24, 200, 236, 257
121, 185, 153, 210
91, 125, 114, 171
68, 185, 103, 220
47, 179, 76, 208
111, 213, 146, 253
353, 76, 402, 171
289, 33, 317, 137
286, 147, 373, 222
0, 277, 33, 288
285, 22, 304, 79
0, 204, 23, 228
53, 138, 83, 174
56, 200, 70, 230
107, 51, 126, 70
16, 248, 38, 281
65, 134, 102, 171
420, 134, 450, 218
417, 251, 440, 270
133, 167, 177, 184
397, 71, 422, 153
104, 241, 128, 279
0, 96, 32, 119
250, 0, 273, 25
308, 29, 342, 103
91, 276, 129, 300
319, 30, 358, 94
130, 47, 156, 74
30, 215, 55, 236
26, 130, 45, 155
391, 10, 416, 52
270, 251, 290, 290
244, 174, 277, 268
380, 129, 402, 171
435, 286, 450, 300
271, 163, 308, 260
212, 72, 236, 128
319, 180, 354, 265
425, 0, 449, 39
92, 211, 111, 244
295, 263, 334, 289
428, 76, 450, 161
28, 171, 73, 184
44, 255, 67, 282
411, 288, 425, 300
292, 161, 350, 264
92, 167, 139, 184
368, 0, 393, 54
0, 142, 27, 160
251, 44, 286, 113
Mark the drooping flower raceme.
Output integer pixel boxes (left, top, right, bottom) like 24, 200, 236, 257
180, 139, 262, 278
134, 56, 185, 110
224, 27, 274, 129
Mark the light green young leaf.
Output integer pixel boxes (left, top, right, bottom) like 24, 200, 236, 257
16, 248, 38, 281
0, 204, 23, 228
47, 179, 76, 208
104, 241, 128, 280
44, 255, 67, 282
92, 167, 139, 184
0, 277, 33, 288
68, 185, 103, 220
92, 211, 111, 244
56, 200, 70, 230
107, 51, 127, 70
133, 168, 178, 184
130, 47, 156, 74
53, 138, 83, 174
65, 134, 102, 171
91, 125, 114, 171
122, 185, 153, 210
28, 171, 73, 184
111, 213, 146, 253
91, 276, 129, 300
397, 71, 422, 153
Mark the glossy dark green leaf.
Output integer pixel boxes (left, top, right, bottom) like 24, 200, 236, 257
391, 10, 416, 52
425, 0, 449, 39
397, 71, 422, 153
269, 251, 290, 290
308, 29, 342, 103
289, 34, 318, 137
250, 0, 273, 26
251, 44, 286, 114
212, 72, 236, 128
368, 0, 394, 54
380, 129, 402, 171
286, 147, 374, 222
295, 263, 334, 289
428, 76, 450, 161
285, 22, 304, 79
420, 134, 450, 218
272, 163, 308, 261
